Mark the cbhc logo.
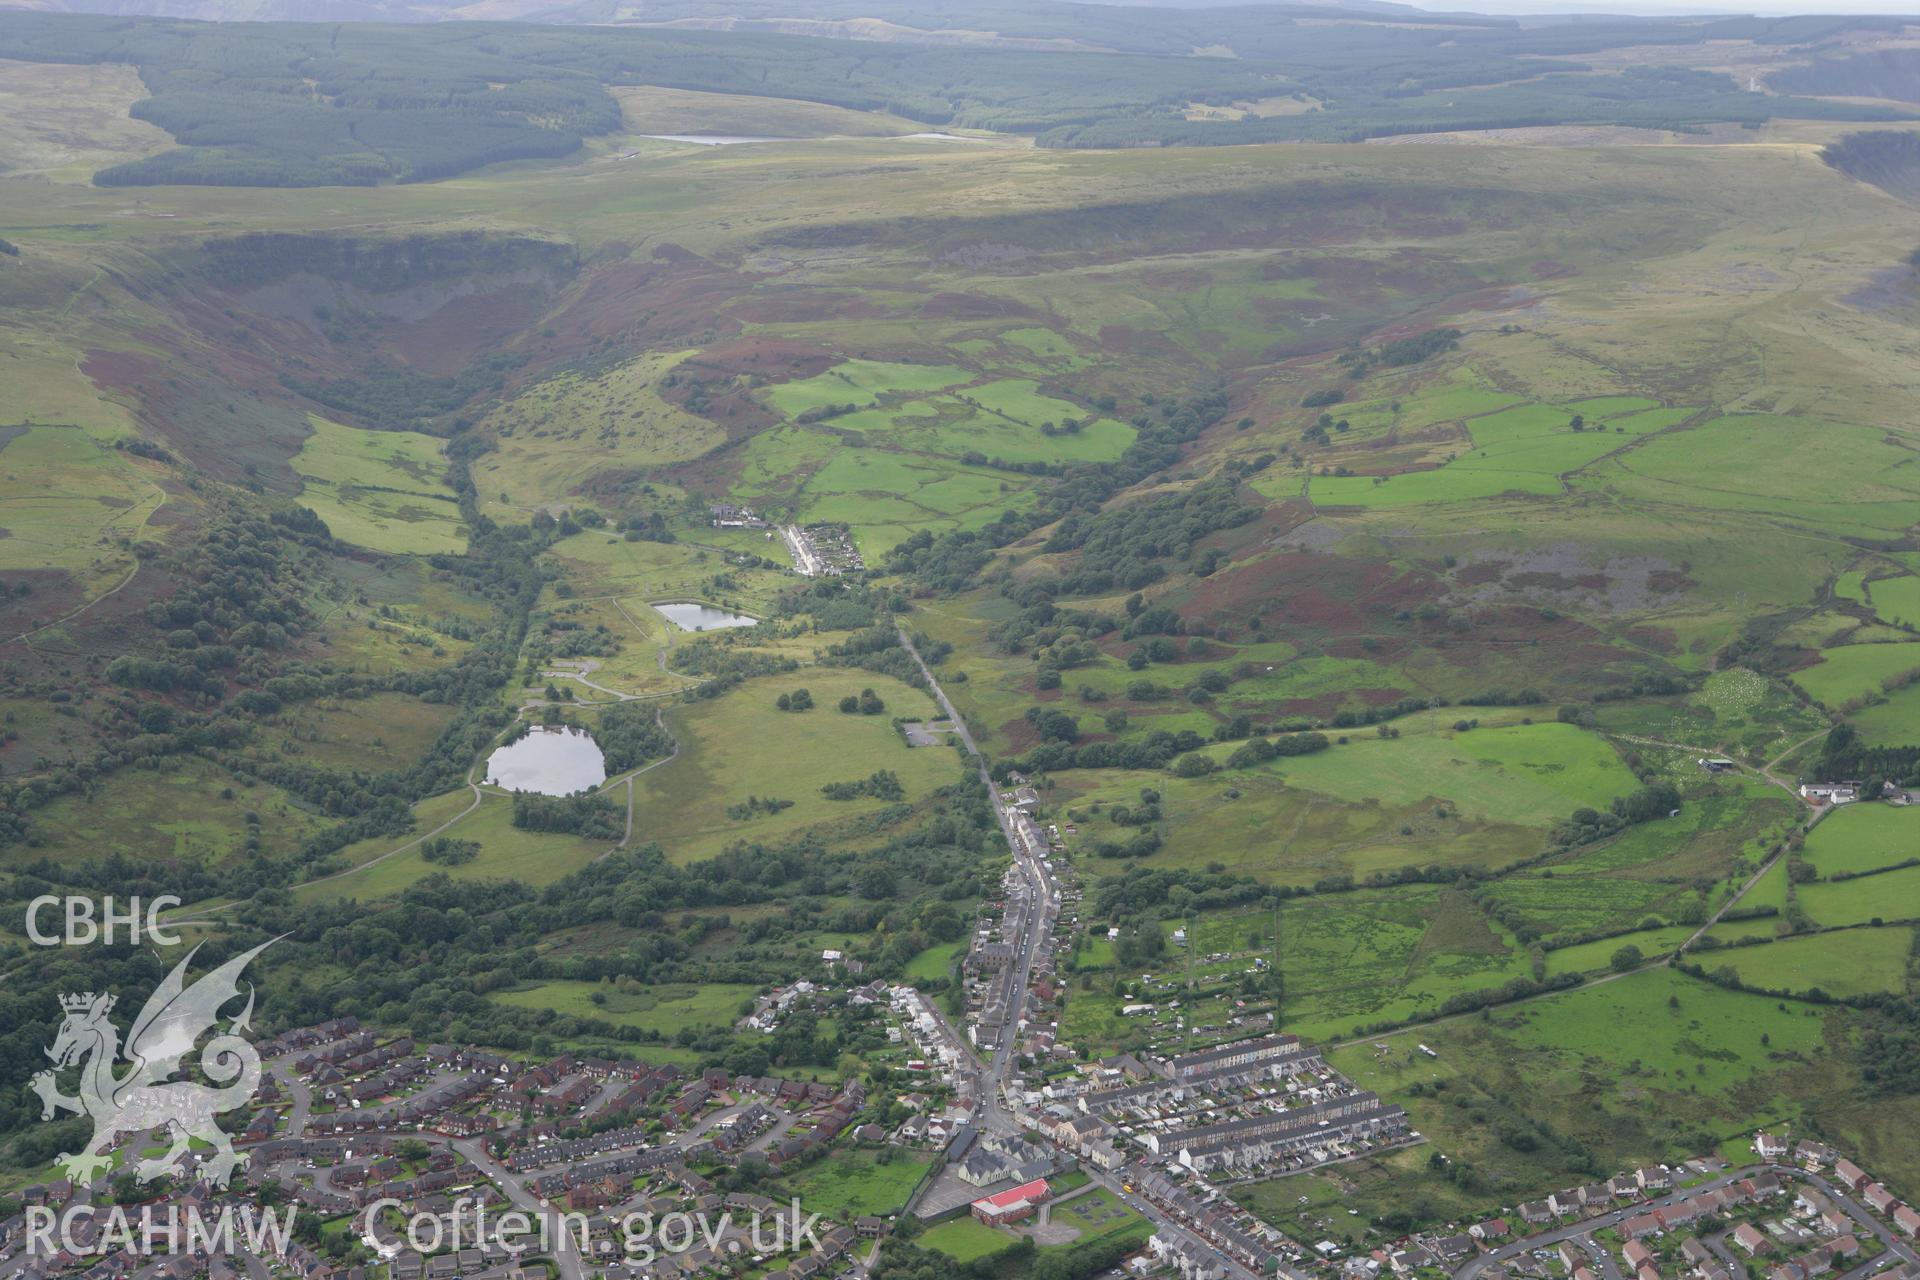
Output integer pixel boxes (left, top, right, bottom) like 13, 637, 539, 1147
25, 896, 183, 946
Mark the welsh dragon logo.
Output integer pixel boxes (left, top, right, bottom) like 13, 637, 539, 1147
30, 939, 275, 1189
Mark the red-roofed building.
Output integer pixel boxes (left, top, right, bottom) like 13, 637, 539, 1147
972, 1178, 1052, 1226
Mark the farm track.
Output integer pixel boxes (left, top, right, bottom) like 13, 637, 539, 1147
1, 473, 167, 649
162, 780, 486, 925
589, 711, 682, 864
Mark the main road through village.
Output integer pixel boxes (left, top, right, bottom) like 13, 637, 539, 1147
896, 626, 1268, 1280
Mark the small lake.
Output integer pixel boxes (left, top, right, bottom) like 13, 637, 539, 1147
653, 601, 758, 631
486, 726, 606, 796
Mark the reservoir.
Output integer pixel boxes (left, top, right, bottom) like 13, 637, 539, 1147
653, 601, 758, 631
485, 726, 607, 795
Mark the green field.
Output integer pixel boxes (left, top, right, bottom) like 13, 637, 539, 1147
1335, 968, 1831, 1181
1547, 784, 1793, 883
472, 350, 724, 520
763, 359, 973, 417
725, 357, 1138, 549
297, 789, 608, 902
1597, 415, 1920, 542
627, 668, 957, 861
919, 1215, 1018, 1263
27, 755, 332, 866
904, 939, 964, 982
0, 425, 161, 591
782, 1147, 933, 1219
1272, 365, 1523, 445
1232, 720, 1640, 828
1848, 682, 1920, 747
1791, 643, 1920, 708
1304, 397, 1678, 508
291, 415, 465, 554
1707, 928, 1914, 999
1481, 872, 1685, 941
1800, 866, 1920, 928
1803, 804, 1920, 879
491, 979, 757, 1034
1866, 574, 1920, 629
1060, 761, 1543, 887
547, 531, 790, 615
1544, 925, 1699, 977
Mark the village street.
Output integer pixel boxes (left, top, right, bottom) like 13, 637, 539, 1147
1455, 1167, 1920, 1280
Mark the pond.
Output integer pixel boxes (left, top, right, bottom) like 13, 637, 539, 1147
485, 726, 606, 796
652, 601, 758, 631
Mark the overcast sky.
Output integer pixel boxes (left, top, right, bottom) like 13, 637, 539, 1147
1400, 0, 1918, 14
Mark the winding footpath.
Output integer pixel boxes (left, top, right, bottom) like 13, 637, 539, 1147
1, 475, 167, 650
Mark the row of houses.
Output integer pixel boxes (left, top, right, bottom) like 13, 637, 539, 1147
1810, 1145, 1920, 1240
507, 1125, 652, 1173
291, 1031, 379, 1078
1159, 1092, 1410, 1175
1079, 1043, 1325, 1119
324, 1056, 431, 1106
261, 1017, 363, 1058
1151, 1233, 1233, 1280
530, 1147, 686, 1209
389, 1243, 532, 1280
1169, 1034, 1309, 1085
1620, 1174, 1786, 1238
1134, 1169, 1289, 1276
1519, 1165, 1694, 1227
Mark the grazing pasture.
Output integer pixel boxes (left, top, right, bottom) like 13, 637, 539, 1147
472, 350, 724, 518
28, 756, 330, 866
1305, 396, 1677, 508
1791, 642, 1920, 707
763, 359, 973, 417
626, 668, 956, 862
1801, 803, 1920, 879
1543, 924, 1698, 976
1799, 865, 1920, 928
491, 979, 757, 1034
1240, 720, 1639, 828
1865, 574, 1920, 628
1334, 968, 1832, 1188
0, 425, 162, 588
1848, 682, 1920, 746
1707, 928, 1913, 999
1600, 415, 1920, 541
290, 415, 464, 554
